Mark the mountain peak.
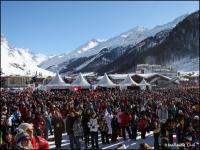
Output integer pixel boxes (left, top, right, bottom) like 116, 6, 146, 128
133, 26, 146, 31
40, 12, 191, 73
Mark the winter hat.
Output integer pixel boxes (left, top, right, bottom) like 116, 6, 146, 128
15, 130, 31, 144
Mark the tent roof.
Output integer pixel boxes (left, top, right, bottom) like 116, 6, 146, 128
120, 74, 139, 86
109, 73, 135, 80
139, 78, 150, 85
96, 73, 117, 87
71, 73, 90, 87
135, 73, 158, 79
46, 73, 69, 86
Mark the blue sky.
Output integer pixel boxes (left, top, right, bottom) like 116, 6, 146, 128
1, 1, 199, 55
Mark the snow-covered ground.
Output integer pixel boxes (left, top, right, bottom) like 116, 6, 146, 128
170, 57, 199, 72
48, 131, 154, 149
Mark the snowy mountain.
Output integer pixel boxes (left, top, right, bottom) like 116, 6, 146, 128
40, 13, 189, 72
1, 36, 54, 77
39, 39, 105, 71
91, 11, 199, 74
59, 11, 199, 74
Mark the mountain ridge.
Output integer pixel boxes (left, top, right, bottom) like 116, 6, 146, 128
1, 36, 54, 77
40, 13, 189, 72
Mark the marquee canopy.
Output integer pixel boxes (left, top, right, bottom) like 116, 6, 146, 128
45, 73, 70, 90
96, 73, 118, 88
120, 74, 139, 87
71, 73, 90, 88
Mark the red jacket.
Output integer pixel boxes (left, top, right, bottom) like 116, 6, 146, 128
139, 117, 148, 129
31, 136, 50, 150
39, 117, 45, 130
19, 106, 28, 118
121, 112, 131, 126
124, 100, 128, 106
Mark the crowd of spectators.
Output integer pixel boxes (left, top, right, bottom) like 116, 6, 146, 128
0, 81, 199, 149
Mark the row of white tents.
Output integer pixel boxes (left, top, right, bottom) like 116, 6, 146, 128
38, 73, 151, 91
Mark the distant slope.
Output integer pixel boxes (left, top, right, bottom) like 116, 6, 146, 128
101, 11, 199, 73
60, 11, 199, 74
1, 37, 54, 77
40, 13, 188, 73
39, 39, 105, 71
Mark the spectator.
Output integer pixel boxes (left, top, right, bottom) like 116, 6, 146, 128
153, 122, 160, 150
1, 131, 15, 150
53, 110, 65, 149
73, 112, 83, 150
82, 109, 91, 148
18, 123, 50, 150
66, 111, 76, 150
111, 112, 119, 143
15, 130, 33, 150
99, 115, 109, 144
88, 112, 99, 149
138, 115, 148, 139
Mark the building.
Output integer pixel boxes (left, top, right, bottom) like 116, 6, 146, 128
2, 75, 32, 88
136, 64, 177, 78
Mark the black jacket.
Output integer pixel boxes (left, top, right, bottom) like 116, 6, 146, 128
82, 114, 90, 134
111, 117, 118, 130
65, 115, 76, 135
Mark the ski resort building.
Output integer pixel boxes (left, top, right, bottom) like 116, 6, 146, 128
136, 64, 177, 78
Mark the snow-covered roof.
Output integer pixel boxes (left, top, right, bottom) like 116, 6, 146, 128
71, 73, 90, 87
96, 73, 118, 87
120, 74, 139, 87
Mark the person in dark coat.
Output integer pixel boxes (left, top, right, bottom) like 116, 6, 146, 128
99, 116, 109, 144
82, 109, 91, 148
1, 131, 16, 150
130, 114, 138, 140
73, 113, 83, 150
66, 111, 76, 150
111, 112, 119, 143
53, 110, 65, 149
153, 122, 160, 150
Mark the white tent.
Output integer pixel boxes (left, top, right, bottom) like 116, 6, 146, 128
45, 73, 70, 90
120, 74, 139, 89
71, 73, 90, 88
138, 78, 151, 90
96, 73, 118, 88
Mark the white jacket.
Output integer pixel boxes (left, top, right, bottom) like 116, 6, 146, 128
104, 114, 113, 134
88, 118, 99, 132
